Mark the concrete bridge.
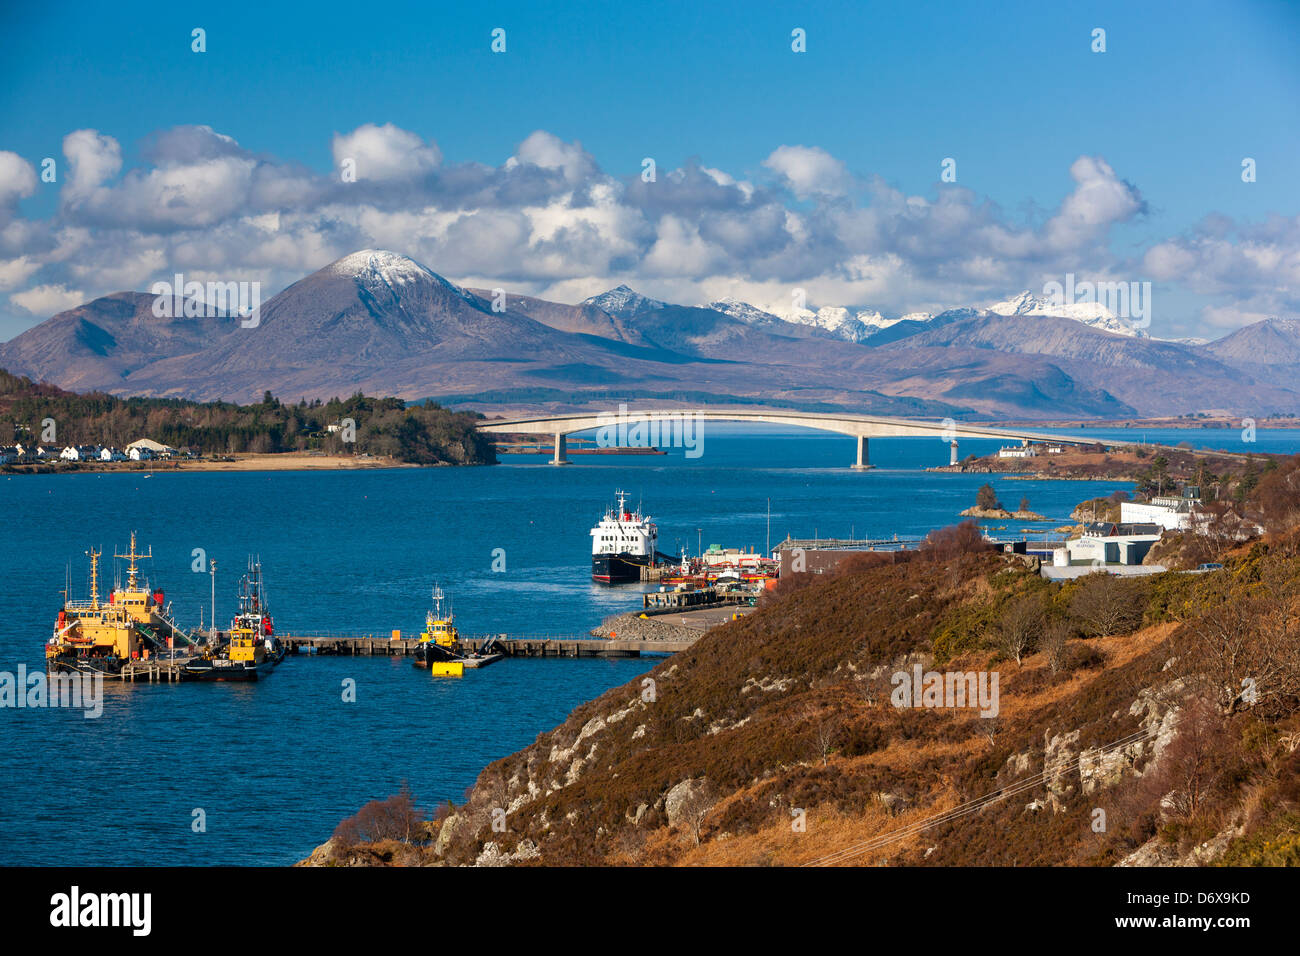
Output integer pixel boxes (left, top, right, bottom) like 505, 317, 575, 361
476, 408, 1123, 468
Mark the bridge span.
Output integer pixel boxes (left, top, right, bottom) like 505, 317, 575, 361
475, 408, 1125, 468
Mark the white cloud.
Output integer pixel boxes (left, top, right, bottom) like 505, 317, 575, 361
0, 256, 40, 290
61, 129, 123, 204
0, 124, 1291, 340
1043, 155, 1145, 251
508, 130, 598, 185
331, 123, 441, 182
0, 152, 39, 210
11, 283, 86, 315
763, 145, 854, 200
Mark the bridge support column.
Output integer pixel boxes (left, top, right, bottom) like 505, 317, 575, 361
950, 440, 959, 466
551, 432, 570, 465
850, 435, 873, 470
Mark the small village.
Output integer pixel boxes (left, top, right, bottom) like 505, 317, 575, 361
0, 437, 190, 465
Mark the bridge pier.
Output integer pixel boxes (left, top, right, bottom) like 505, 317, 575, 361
551, 432, 570, 465
850, 435, 873, 470
950, 440, 959, 466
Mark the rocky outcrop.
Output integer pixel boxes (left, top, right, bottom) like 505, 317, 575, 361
959, 506, 1048, 521
1118, 818, 1246, 867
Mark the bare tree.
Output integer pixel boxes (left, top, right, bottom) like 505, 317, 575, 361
1070, 573, 1144, 637
1174, 575, 1300, 717
1041, 618, 1073, 675
678, 780, 717, 848
996, 595, 1046, 665
1152, 699, 1230, 821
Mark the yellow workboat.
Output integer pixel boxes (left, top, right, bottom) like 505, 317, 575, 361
413, 585, 463, 675
46, 532, 195, 677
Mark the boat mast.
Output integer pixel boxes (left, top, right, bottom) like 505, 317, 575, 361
114, 531, 151, 592
86, 547, 102, 609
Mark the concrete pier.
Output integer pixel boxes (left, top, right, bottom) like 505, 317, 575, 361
551, 432, 570, 465
280, 633, 695, 658
851, 435, 873, 470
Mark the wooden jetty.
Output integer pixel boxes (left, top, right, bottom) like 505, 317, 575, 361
280, 632, 696, 659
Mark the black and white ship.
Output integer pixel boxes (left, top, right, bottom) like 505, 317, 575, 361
590, 490, 658, 584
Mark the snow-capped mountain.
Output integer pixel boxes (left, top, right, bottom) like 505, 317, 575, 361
760, 304, 883, 343
704, 297, 783, 325
581, 284, 666, 318
324, 249, 477, 305
988, 290, 1144, 337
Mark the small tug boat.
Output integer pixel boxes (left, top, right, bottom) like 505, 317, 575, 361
413, 585, 464, 675
184, 558, 284, 681
46, 533, 195, 677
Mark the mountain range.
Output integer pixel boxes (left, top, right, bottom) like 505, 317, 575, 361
1, 249, 1297, 420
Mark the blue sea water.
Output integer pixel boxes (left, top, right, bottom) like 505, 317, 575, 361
2, 426, 1297, 865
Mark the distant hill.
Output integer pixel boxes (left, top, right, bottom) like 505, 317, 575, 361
3, 250, 1297, 419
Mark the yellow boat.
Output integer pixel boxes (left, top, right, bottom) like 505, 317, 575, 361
46, 532, 194, 677
413, 585, 461, 672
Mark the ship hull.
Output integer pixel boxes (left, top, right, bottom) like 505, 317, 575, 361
592, 552, 650, 584
183, 657, 278, 681
412, 642, 458, 668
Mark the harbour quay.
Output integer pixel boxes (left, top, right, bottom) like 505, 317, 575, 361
280, 632, 695, 659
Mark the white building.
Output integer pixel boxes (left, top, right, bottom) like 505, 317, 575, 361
1057, 521, 1163, 567
60, 445, 101, 461
99, 447, 128, 462
1121, 493, 1202, 532
128, 446, 154, 461
125, 438, 176, 458
998, 445, 1037, 459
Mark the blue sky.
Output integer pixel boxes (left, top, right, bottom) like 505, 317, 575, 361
0, 0, 1297, 340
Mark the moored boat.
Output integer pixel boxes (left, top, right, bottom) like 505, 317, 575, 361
184, 558, 284, 681
413, 585, 461, 672
590, 490, 658, 584
46, 533, 195, 678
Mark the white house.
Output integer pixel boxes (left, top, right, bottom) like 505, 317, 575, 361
998, 445, 1038, 459
99, 447, 128, 462
60, 445, 101, 461
128, 446, 154, 461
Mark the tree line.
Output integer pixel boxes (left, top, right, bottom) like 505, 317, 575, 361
0, 369, 496, 465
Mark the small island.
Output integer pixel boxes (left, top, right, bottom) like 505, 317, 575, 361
959, 483, 1048, 521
